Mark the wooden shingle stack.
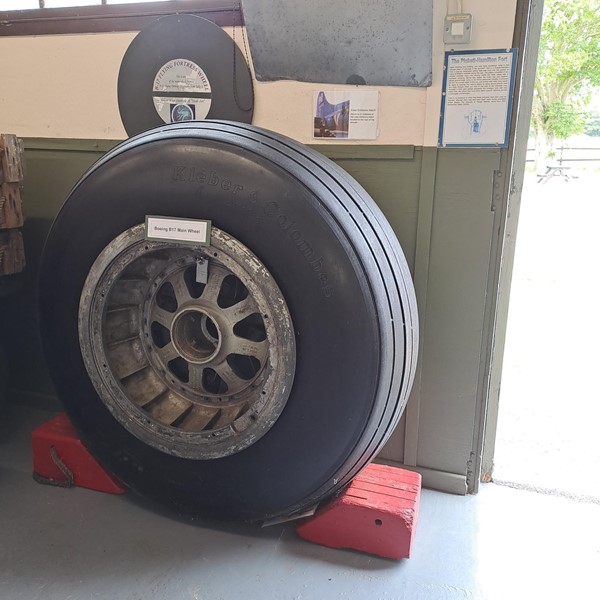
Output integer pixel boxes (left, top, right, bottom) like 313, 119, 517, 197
0, 134, 25, 276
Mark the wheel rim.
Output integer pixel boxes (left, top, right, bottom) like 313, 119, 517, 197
78, 224, 296, 459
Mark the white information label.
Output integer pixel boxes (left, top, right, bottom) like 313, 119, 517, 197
145, 216, 211, 246
152, 59, 212, 124
313, 90, 379, 140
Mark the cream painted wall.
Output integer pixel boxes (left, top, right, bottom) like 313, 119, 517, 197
0, 0, 516, 144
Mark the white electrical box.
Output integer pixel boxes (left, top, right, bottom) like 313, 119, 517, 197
444, 14, 473, 44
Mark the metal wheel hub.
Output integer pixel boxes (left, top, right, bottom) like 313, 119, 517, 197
171, 308, 221, 364
78, 224, 296, 459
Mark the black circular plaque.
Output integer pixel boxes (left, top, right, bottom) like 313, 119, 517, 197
118, 14, 254, 137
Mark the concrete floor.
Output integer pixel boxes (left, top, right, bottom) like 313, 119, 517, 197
2, 401, 600, 600
495, 171, 600, 500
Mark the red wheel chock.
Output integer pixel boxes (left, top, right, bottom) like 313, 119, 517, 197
32, 415, 421, 560
31, 413, 126, 494
296, 463, 422, 560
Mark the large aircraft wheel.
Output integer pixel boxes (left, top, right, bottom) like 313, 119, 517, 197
39, 121, 418, 522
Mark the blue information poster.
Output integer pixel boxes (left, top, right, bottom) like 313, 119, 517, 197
439, 49, 518, 148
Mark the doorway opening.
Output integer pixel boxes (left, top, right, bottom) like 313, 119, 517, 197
493, 144, 600, 501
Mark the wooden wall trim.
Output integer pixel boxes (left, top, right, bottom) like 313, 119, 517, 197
309, 145, 416, 161
0, 1, 241, 36
403, 146, 438, 466
22, 138, 417, 161
22, 138, 120, 153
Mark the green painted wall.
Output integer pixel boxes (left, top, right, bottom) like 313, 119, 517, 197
1, 141, 115, 402
0, 139, 501, 490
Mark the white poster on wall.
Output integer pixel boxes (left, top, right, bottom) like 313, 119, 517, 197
313, 90, 379, 140
438, 49, 518, 148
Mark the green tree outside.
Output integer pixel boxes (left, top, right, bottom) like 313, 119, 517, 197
532, 0, 600, 163
585, 111, 600, 137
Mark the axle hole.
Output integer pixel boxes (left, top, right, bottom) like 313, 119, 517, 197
172, 310, 220, 363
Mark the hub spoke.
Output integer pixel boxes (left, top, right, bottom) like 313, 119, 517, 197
157, 342, 179, 364
150, 306, 175, 329
235, 339, 268, 360
188, 363, 205, 390
223, 296, 257, 323
213, 360, 243, 388
170, 271, 192, 307
201, 266, 228, 304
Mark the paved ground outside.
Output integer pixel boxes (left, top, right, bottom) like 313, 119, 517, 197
493, 169, 600, 501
